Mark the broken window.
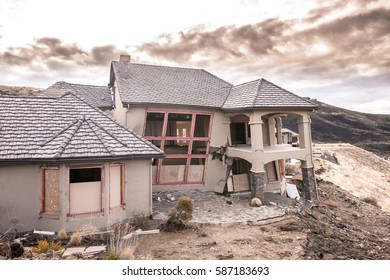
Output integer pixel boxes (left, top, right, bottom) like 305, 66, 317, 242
143, 110, 212, 185
69, 167, 103, 216
230, 115, 250, 145
109, 164, 125, 209
41, 167, 60, 218
144, 112, 164, 136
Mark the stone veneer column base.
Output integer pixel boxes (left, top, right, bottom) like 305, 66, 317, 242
302, 167, 318, 200
250, 171, 266, 202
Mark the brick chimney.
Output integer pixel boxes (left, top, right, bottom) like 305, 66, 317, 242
119, 54, 131, 62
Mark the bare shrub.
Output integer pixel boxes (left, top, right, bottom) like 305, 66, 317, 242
69, 232, 82, 246
108, 222, 138, 260
161, 196, 193, 232
57, 229, 68, 240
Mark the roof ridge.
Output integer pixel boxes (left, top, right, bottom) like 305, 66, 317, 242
88, 118, 128, 148
252, 79, 264, 107
50, 81, 107, 88
259, 78, 318, 107
85, 118, 116, 157
113, 61, 233, 85
40, 118, 79, 147
232, 78, 262, 88
200, 69, 233, 86
54, 118, 84, 158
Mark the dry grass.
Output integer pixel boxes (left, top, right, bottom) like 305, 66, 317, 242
108, 222, 138, 260
32, 240, 62, 254
69, 232, 82, 246
58, 229, 68, 240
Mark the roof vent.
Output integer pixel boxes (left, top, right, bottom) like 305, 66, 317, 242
119, 54, 131, 63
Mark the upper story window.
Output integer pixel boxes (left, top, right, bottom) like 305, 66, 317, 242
143, 110, 213, 185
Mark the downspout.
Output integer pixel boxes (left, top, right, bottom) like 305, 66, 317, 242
126, 103, 130, 127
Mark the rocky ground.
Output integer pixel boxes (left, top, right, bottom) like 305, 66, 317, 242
1, 144, 389, 260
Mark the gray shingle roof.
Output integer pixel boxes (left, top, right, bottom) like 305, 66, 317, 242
0, 93, 163, 163
47, 81, 113, 110
110, 61, 232, 108
222, 78, 318, 110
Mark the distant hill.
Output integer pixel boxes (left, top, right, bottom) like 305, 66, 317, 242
284, 99, 390, 158
0, 85, 43, 96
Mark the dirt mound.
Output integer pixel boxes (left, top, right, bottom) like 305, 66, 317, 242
313, 143, 390, 212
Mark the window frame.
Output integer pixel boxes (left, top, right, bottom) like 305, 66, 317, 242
67, 165, 104, 217
109, 163, 125, 210
40, 166, 60, 219
143, 109, 213, 185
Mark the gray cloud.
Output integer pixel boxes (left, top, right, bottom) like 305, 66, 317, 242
0, 37, 123, 69
137, 5, 390, 81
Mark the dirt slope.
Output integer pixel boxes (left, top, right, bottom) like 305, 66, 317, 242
313, 143, 390, 212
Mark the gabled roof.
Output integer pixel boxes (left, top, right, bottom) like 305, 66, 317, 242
0, 93, 163, 163
110, 61, 232, 108
222, 79, 318, 110
46, 81, 113, 110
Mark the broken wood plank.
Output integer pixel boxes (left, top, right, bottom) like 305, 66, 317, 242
122, 229, 160, 240
33, 230, 55, 236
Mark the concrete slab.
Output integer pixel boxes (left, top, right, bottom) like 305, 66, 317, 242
62, 247, 86, 258
84, 246, 106, 255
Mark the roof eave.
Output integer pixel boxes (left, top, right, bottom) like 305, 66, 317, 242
121, 101, 223, 110
0, 153, 165, 165
222, 105, 319, 111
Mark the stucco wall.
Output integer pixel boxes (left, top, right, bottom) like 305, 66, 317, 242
0, 165, 41, 232
111, 81, 127, 126
0, 160, 152, 232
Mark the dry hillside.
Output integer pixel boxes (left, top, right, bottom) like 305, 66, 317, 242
313, 143, 390, 212
0, 85, 43, 96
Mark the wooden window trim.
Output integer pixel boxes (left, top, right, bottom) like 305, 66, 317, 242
68, 165, 104, 217
40, 166, 60, 219
109, 163, 125, 211
144, 110, 213, 185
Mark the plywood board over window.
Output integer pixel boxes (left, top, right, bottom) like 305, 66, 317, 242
68, 167, 103, 216
110, 164, 124, 209
41, 167, 60, 218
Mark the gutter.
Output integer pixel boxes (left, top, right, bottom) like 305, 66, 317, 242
0, 153, 165, 165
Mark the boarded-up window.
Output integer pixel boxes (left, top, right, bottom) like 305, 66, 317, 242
41, 167, 60, 216
265, 162, 278, 182
69, 167, 102, 216
110, 164, 124, 209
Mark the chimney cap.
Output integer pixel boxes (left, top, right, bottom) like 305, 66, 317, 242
119, 54, 131, 62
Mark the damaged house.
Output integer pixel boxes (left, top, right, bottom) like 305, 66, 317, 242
106, 55, 318, 201
0, 93, 163, 232
0, 54, 318, 232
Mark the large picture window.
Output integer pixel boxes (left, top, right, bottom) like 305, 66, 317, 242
144, 110, 212, 185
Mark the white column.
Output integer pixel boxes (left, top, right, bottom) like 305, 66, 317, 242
268, 117, 277, 146
276, 117, 283, 144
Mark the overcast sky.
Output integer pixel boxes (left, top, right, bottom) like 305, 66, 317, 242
0, 0, 389, 113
